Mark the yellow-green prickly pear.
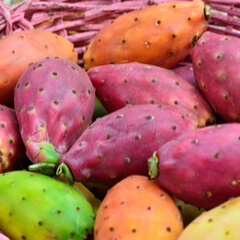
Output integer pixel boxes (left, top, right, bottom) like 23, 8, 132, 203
178, 197, 240, 240
0, 170, 95, 240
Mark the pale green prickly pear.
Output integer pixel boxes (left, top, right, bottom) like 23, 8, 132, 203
177, 196, 240, 240
0, 170, 95, 240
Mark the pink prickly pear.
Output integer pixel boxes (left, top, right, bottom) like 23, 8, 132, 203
172, 64, 197, 88
88, 62, 215, 128
0, 232, 9, 240
192, 31, 240, 123
149, 123, 240, 209
0, 104, 26, 173
58, 104, 196, 186
14, 58, 95, 175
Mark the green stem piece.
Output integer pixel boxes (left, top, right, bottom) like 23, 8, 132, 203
56, 163, 74, 185
28, 163, 57, 176
38, 142, 60, 165
148, 151, 159, 179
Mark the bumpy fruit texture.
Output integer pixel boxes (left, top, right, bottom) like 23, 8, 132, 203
0, 171, 95, 240
192, 31, 240, 123
94, 175, 183, 240
178, 197, 240, 240
0, 29, 78, 107
0, 104, 26, 173
60, 104, 196, 186
172, 64, 197, 88
88, 62, 215, 128
14, 58, 95, 166
83, 0, 208, 71
149, 123, 240, 209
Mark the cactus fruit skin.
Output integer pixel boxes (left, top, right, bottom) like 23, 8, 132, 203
60, 104, 196, 186
172, 64, 197, 88
14, 58, 95, 166
177, 197, 240, 240
0, 104, 26, 173
88, 62, 215, 128
0, 29, 78, 107
83, 0, 208, 71
192, 31, 240, 123
94, 175, 183, 240
0, 170, 95, 240
150, 123, 240, 209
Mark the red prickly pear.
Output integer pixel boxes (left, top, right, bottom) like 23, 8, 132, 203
94, 175, 184, 240
0, 104, 26, 173
59, 104, 196, 186
178, 196, 240, 240
83, 0, 209, 70
88, 62, 215, 128
14, 58, 95, 174
192, 31, 240, 123
172, 64, 197, 88
0, 29, 78, 107
149, 123, 240, 209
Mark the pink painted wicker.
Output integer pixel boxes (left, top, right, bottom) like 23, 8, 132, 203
1, 0, 240, 65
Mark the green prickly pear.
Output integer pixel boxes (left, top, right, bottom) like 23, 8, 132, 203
0, 170, 95, 240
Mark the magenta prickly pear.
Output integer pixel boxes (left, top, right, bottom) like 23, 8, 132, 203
88, 62, 215, 128
192, 31, 240, 122
149, 123, 240, 209
172, 64, 197, 88
14, 58, 95, 174
0, 231, 10, 240
0, 104, 26, 173
58, 104, 196, 186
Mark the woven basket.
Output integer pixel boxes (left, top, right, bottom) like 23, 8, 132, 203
1, 0, 240, 66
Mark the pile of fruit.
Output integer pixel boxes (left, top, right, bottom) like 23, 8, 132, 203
1, 0, 240, 239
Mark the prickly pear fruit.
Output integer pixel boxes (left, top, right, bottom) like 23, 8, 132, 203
94, 175, 183, 240
0, 29, 78, 107
59, 104, 196, 186
192, 31, 240, 123
14, 58, 95, 172
88, 62, 215, 128
0, 170, 95, 240
0, 232, 9, 240
178, 196, 240, 240
148, 123, 240, 209
0, 104, 26, 173
172, 64, 197, 88
83, 0, 208, 71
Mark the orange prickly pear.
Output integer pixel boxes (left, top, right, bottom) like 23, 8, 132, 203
83, 0, 209, 71
94, 175, 184, 240
0, 29, 78, 107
